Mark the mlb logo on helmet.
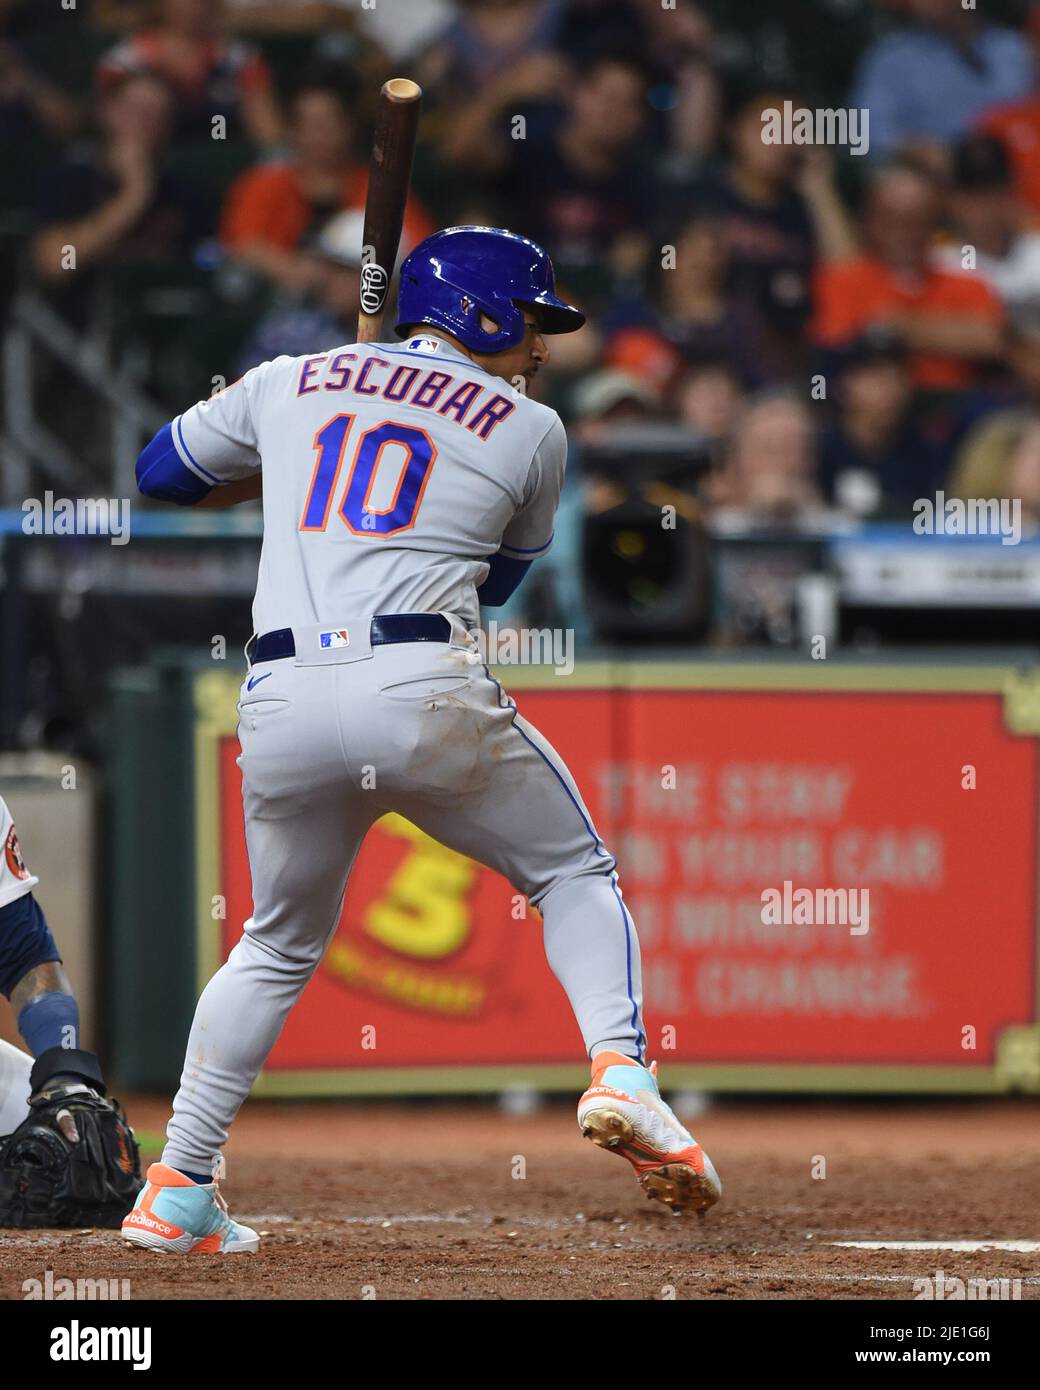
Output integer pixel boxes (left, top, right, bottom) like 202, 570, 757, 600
319, 629, 350, 649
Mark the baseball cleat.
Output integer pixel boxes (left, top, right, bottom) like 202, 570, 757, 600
121, 1162, 259, 1253
577, 1052, 721, 1215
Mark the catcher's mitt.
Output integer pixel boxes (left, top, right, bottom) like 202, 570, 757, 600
0, 1046, 141, 1228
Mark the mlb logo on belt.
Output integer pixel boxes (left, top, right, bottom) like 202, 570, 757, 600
319, 629, 350, 649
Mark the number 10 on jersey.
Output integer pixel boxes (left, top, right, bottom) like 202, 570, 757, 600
300, 414, 437, 536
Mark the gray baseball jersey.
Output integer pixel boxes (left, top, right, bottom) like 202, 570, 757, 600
170, 333, 567, 634
159, 331, 647, 1176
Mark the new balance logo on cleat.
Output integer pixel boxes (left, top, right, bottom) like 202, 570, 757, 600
121, 1164, 259, 1254
123, 1209, 179, 1238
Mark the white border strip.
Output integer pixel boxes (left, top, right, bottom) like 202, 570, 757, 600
831, 1240, 1040, 1253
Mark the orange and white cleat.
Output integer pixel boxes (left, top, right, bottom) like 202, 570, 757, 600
121, 1163, 259, 1253
577, 1052, 721, 1214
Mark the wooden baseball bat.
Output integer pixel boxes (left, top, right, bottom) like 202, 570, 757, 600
357, 77, 423, 344
194, 79, 422, 509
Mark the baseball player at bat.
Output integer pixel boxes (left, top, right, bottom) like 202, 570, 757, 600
125, 227, 721, 1253
0, 795, 140, 1226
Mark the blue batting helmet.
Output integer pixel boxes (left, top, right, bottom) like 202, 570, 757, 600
394, 226, 586, 353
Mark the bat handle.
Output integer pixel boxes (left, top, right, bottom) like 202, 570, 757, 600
357, 313, 384, 343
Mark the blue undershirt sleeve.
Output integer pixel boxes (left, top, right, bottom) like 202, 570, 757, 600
136, 422, 214, 505
478, 553, 532, 607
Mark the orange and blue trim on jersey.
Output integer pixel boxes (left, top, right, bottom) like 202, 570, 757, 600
325, 352, 358, 391
297, 355, 330, 395
286, 348, 517, 440
300, 413, 354, 532
353, 357, 391, 395
383, 365, 421, 401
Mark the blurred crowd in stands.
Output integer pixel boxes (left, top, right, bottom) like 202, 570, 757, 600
5, 0, 1040, 636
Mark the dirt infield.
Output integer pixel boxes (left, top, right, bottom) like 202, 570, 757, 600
2, 1096, 1038, 1300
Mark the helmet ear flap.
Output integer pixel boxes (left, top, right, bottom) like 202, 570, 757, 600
459, 291, 502, 333
453, 285, 518, 348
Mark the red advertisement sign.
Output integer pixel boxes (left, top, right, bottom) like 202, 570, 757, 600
215, 685, 1036, 1076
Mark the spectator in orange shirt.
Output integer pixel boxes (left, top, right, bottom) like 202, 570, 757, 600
812, 164, 1004, 391
97, 0, 283, 147
221, 76, 434, 297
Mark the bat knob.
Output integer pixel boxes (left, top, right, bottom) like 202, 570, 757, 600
383, 78, 422, 103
